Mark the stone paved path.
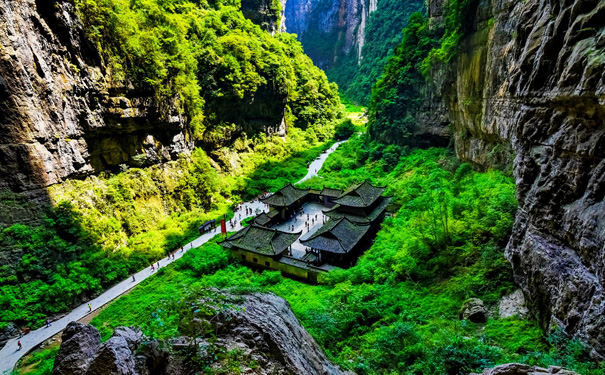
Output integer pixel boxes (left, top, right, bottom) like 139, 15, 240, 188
296, 140, 346, 184
273, 202, 328, 259
0, 139, 346, 374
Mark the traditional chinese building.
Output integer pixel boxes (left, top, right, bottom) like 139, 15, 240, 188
323, 181, 392, 231
219, 225, 301, 269
221, 181, 391, 280
300, 217, 371, 267
260, 183, 309, 220
253, 210, 280, 227
319, 187, 343, 208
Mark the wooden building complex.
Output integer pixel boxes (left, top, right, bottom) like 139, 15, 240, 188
300, 217, 370, 267
220, 181, 391, 282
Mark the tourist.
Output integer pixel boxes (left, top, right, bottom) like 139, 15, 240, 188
18, 341, 22, 350
132, 274, 136, 282
46, 318, 51, 328
151, 264, 155, 271
88, 303, 92, 312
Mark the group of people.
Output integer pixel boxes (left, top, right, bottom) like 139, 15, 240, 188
286, 209, 323, 234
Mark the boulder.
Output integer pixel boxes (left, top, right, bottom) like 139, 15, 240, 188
469, 363, 580, 375
86, 336, 137, 375
52, 322, 101, 375
459, 298, 488, 323
217, 292, 350, 375
499, 289, 530, 319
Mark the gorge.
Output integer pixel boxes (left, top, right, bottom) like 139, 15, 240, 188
0, 0, 604, 374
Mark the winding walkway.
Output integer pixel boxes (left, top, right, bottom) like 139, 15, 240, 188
0, 139, 346, 374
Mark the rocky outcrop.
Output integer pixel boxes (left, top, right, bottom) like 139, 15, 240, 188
427, 0, 605, 357
52, 322, 101, 375
0, 0, 192, 225
469, 363, 580, 375
216, 292, 349, 375
52, 294, 349, 375
459, 298, 488, 323
53, 323, 167, 375
499, 289, 529, 319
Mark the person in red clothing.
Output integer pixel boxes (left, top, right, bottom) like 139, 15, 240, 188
18, 341, 22, 350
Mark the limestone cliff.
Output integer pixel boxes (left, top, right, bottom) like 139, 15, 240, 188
0, 0, 192, 224
284, 0, 377, 68
427, 0, 605, 357
0, 0, 294, 226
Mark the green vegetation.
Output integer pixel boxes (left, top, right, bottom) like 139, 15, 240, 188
367, 12, 440, 144
366, 0, 482, 144
420, 0, 480, 74
297, 0, 423, 106
17, 142, 603, 375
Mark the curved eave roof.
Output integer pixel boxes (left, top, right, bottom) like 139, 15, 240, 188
333, 181, 386, 208
300, 217, 370, 254
220, 225, 301, 256
261, 184, 309, 207
325, 196, 392, 223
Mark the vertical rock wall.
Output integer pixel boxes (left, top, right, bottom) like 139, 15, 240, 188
283, 0, 376, 68
0, 0, 192, 224
431, 0, 605, 356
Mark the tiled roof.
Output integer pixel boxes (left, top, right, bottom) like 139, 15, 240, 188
320, 187, 343, 198
300, 217, 370, 254
261, 184, 308, 207
220, 225, 301, 256
333, 181, 385, 208
324, 197, 392, 223
253, 210, 280, 226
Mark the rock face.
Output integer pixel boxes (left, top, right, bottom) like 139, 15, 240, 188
241, 0, 283, 34
459, 298, 488, 323
499, 289, 529, 319
0, 0, 297, 227
283, 0, 377, 67
217, 293, 349, 375
52, 294, 349, 375
469, 363, 580, 375
0, 0, 192, 225
53, 323, 167, 375
424, 0, 605, 356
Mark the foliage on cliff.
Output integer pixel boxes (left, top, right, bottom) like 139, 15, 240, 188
73, 0, 341, 136
367, 13, 439, 143
327, 0, 424, 105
